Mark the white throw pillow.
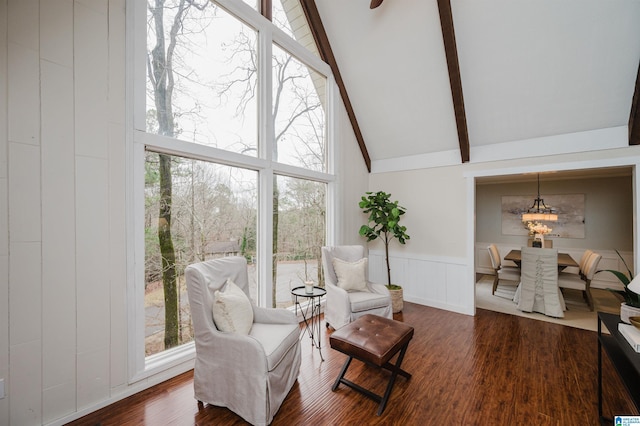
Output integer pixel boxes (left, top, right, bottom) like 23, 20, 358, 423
212, 278, 253, 334
332, 257, 369, 292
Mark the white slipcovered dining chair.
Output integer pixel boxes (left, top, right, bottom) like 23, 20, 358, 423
321, 245, 392, 330
558, 251, 601, 311
515, 247, 565, 317
185, 256, 301, 425
487, 244, 521, 295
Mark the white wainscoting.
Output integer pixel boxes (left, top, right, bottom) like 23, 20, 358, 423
475, 242, 631, 291
367, 249, 473, 315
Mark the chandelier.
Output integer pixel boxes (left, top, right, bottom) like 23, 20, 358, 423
521, 174, 558, 222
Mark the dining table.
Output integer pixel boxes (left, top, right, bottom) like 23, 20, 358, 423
504, 249, 578, 271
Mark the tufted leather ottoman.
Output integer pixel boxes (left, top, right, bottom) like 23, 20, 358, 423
329, 314, 414, 415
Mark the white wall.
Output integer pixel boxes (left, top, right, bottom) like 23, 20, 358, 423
335, 100, 369, 246
366, 166, 471, 313
368, 166, 468, 257
0, 1, 370, 425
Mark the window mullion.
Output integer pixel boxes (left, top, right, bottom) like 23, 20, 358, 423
259, 27, 273, 163
258, 169, 274, 308
139, 131, 269, 172
272, 31, 330, 77
258, 24, 274, 308
272, 162, 333, 183
326, 75, 338, 246
128, 0, 149, 381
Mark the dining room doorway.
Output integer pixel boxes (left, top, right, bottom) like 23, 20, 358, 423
469, 161, 638, 329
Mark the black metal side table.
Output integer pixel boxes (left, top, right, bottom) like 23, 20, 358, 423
291, 286, 326, 361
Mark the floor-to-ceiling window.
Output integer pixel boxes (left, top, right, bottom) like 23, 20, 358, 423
130, 0, 335, 376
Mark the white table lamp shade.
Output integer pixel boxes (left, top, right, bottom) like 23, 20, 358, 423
627, 274, 640, 294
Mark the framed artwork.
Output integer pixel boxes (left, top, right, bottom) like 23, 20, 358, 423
501, 194, 585, 238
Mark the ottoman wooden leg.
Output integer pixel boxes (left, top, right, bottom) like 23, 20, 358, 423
332, 341, 411, 416
377, 341, 411, 415
332, 356, 384, 408
332, 356, 353, 391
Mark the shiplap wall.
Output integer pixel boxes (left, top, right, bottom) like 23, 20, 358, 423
1, 1, 128, 424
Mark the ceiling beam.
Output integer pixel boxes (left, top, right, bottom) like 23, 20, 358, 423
300, 0, 372, 172
437, 0, 470, 163
630, 60, 640, 145
260, 0, 272, 21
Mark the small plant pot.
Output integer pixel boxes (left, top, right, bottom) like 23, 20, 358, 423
620, 302, 640, 324
389, 287, 403, 313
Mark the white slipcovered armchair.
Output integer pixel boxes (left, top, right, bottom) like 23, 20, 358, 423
185, 256, 301, 425
321, 245, 392, 330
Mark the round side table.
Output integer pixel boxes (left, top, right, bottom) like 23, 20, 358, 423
291, 286, 326, 361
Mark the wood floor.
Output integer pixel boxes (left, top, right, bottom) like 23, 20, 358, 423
67, 303, 637, 425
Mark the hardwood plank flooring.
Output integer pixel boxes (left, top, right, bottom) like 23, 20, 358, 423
67, 303, 637, 425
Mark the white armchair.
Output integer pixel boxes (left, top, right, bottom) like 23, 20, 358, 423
185, 256, 301, 425
321, 245, 393, 330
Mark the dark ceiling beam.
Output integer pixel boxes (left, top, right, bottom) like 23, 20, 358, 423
437, 0, 470, 163
300, 0, 372, 172
629, 61, 640, 145
260, 0, 272, 21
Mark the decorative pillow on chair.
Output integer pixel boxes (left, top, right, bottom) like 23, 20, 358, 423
212, 278, 254, 334
332, 257, 369, 292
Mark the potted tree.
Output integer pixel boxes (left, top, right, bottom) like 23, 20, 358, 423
359, 191, 410, 313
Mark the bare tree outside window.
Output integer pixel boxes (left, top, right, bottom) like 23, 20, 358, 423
145, 152, 257, 356
272, 44, 326, 172
274, 176, 326, 308
147, 2, 258, 154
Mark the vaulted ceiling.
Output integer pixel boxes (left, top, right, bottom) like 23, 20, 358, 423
310, 0, 640, 172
